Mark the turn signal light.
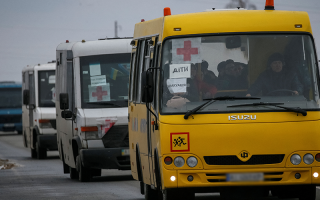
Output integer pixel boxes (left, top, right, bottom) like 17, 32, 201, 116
81, 126, 98, 132
315, 153, 320, 162
164, 156, 173, 165
39, 119, 50, 123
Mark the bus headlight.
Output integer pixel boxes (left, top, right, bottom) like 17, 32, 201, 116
290, 154, 301, 165
303, 154, 314, 165
85, 131, 99, 140
174, 157, 185, 167
187, 156, 198, 168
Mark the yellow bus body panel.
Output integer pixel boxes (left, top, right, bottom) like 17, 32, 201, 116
130, 9, 317, 190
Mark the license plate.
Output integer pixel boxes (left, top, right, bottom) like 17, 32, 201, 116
226, 173, 264, 182
121, 149, 130, 156
4, 124, 14, 127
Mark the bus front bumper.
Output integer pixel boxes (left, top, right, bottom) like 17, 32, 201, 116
162, 167, 320, 189
80, 148, 130, 170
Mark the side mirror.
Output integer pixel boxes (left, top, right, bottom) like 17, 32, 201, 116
141, 71, 154, 103
59, 93, 69, 110
23, 90, 30, 105
225, 36, 241, 49
61, 110, 73, 119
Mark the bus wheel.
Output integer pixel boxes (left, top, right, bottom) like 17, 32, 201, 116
299, 185, 316, 200
69, 167, 79, 179
76, 155, 91, 182
31, 148, 37, 158
91, 169, 101, 177
17, 131, 22, 135
36, 142, 47, 159
163, 189, 194, 200
144, 184, 158, 200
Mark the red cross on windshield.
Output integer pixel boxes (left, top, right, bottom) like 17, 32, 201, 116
92, 86, 108, 101
177, 40, 198, 61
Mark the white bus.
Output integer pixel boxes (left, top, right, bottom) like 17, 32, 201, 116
22, 62, 57, 159
55, 38, 132, 182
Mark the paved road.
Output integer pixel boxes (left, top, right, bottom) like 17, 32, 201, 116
0, 132, 319, 200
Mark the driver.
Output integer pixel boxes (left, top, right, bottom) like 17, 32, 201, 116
246, 53, 302, 97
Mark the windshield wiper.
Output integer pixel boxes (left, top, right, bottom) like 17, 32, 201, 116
227, 102, 307, 116
86, 101, 125, 107
184, 96, 261, 119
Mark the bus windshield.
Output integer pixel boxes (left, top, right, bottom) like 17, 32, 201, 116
0, 88, 21, 108
38, 70, 55, 107
80, 53, 131, 108
161, 34, 320, 114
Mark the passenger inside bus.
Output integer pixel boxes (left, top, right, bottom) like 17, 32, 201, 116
246, 53, 303, 97
166, 63, 217, 108
201, 60, 217, 86
216, 59, 248, 90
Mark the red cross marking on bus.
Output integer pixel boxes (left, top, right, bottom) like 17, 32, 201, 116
177, 40, 198, 61
92, 86, 108, 100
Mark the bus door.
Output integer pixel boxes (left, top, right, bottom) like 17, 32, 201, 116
145, 37, 160, 187
28, 71, 35, 146
22, 71, 30, 147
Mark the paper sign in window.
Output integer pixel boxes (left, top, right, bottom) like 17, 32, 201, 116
49, 75, 55, 84
89, 63, 101, 76
91, 75, 106, 87
172, 37, 201, 64
169, 64, 191, 79
88, 84, 110, 102
167, 78, 187, 94
51, 87, 55, 102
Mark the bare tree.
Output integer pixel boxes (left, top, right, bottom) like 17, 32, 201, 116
225, 0, 257, 10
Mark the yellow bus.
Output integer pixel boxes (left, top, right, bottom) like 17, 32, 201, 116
129, 2, 320, 199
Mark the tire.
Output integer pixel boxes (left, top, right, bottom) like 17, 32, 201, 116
145, 184, 158, 200
91, 168, 101, 177
69, 167, 79, 179
299, 185, 316, 200
17, 131, 22, 135
31, 147, 37, 158
36, 141, 47, 159
163, 189, 194, 200
76, 155, 91, 182
140, 181, 145, 195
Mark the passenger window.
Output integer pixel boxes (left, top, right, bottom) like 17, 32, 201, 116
66, 61, 73, 111
129, 52, 136, 101
135, 40, 146, 103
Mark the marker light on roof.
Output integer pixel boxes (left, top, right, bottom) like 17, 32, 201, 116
66, 40, 69, 43
265, 0, 275, 10
164, 7, 171, 16
141, 19, 145, 22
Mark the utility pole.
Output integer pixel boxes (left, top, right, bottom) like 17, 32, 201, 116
115, 21, 118, 38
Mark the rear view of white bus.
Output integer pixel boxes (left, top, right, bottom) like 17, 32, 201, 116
55, 38, 132, 182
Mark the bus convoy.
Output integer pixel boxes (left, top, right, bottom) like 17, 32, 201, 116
15, 1, 320, 199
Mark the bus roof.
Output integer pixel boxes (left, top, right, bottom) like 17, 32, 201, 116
133, 10, 312, 41
22, 62, 56, 73
56, 38, 132, 58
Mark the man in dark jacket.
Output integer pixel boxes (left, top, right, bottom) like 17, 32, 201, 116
246, 53, 303, 97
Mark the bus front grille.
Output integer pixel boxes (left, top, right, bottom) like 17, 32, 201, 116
204, 154, 285, 165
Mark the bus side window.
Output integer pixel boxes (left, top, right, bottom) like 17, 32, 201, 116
129, 52, 136, 101
135, 40, 146, 103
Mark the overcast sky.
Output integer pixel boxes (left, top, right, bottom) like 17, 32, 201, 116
0, 0, 319, 82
